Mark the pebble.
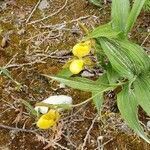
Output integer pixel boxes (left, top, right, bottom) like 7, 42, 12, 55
147, 121, 150, 131
38, 0, 50, 11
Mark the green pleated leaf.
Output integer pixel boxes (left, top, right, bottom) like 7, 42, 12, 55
117, 85, 150, 143
86, 23, 120, 39
57, 68, 73, 78
44, 74, 109, 92
106, 63, 121, 84
95, 73, 109, 84
51, 76, 98, 92
134, 75, 150, 116
143, 0, 150, 11
111, 0, 130, 32
43, 73, 115, 93
125, 0, 146, 33
92, 74, 110, 113
99, 38, 134, 79
92, 91, 104, 113
116, 40, 150, 75
94, 41, 106, 68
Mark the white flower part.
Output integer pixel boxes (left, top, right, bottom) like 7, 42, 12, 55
34, 95, 72, 114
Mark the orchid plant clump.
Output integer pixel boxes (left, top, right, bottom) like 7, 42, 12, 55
35, 0, 150, 143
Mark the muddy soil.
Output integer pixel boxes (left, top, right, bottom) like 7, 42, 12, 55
0, 0, 150, 150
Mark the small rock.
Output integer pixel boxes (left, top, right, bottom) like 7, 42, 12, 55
17, 28, 25, 35
35, 95, 72, 114
59, 83, 66, 88
34, 41, 41, 46
1, 37, 8, 48
81, 70, 94, 77
98, 136, 103, 140
38, 0, 50, 11
0, 26, 2, 34
0, 2, 7, 11
0, 146, 9, 150
147, 121, 150, 131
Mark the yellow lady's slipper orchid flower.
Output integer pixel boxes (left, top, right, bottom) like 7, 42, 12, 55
69, 59, 84, 74
36, 109, 60, 129
37, 116, 55, 129
46, 109, 60, 121
72, 40, 91, 58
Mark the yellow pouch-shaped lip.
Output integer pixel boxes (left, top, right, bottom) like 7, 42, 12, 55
69, 59, 84, 74
72, 41, 91, 58
36, 109, 60, 129
46, 109, 60, 121
36, 116, 56, 129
